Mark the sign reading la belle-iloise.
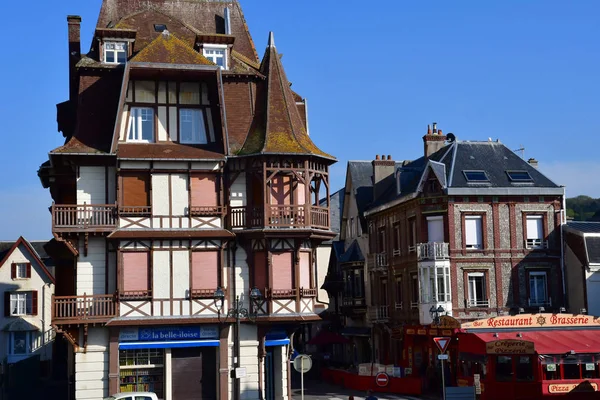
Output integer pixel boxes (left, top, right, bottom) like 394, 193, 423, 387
119, 326, 219, 342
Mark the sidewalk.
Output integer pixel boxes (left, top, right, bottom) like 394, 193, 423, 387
291, 379, 435, 400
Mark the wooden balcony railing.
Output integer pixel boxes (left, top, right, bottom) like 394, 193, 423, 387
118, 206, 152, 216
230, 205, 330, 230
52, 203, 117, 232
190, 206, 225, 217
300, 288, 317, 297
52, 294, 117, 323
269, 288, 298, 299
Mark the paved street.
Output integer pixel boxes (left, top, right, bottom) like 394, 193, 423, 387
291, 380, 429, 400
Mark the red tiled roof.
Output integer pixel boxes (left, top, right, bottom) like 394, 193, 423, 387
117, 143, 225, 159
130, 32, 214, 65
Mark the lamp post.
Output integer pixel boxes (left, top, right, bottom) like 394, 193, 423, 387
429, 305, 445, 325
214, 287, 264, 400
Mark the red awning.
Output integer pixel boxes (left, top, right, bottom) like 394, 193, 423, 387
459, 330, 600, 355
308, 330, 351, 346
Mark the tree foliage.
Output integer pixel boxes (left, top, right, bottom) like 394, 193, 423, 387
566, 196, 600, 221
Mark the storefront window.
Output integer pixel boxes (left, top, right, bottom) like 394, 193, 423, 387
516, 356, 534, 381
541, 356, 560, 380
581, 356, 598, 379
563, 361, 581, 380
119, 349, 164, 398
495, 356, 513, 382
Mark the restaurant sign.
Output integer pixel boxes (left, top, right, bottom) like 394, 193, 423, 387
485, 340, 535, 355
462, 313, 600, 330
548, 383, 598, 394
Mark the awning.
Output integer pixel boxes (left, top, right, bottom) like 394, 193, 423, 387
307, 330, 351, 346
340, 327, 371, 337
265, 339, 290, 346
265, 331, 290, 347
119, 340, 219, 350
459, 330, 600, 355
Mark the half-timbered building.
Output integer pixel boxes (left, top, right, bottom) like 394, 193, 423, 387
38, 2, 335, 399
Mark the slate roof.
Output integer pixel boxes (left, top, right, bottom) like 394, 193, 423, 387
131, 32, 215, 65
566, 222, 600, 265
238, 34, 333, 160
567, 221, 600, 234
338, 240, 364, 264
320, 189, 344, 243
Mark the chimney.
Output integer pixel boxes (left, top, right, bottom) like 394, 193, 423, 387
372, 155, 395, 201
224, 8, 232, 35
528, 158, 539, 169
67, 15, 82, 104
423, 122, 447, 158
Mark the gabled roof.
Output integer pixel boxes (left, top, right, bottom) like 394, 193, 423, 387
238, 33, 333, 160
131, 32, 215, 65
565, 221, 600, 265
0, 237, 55, 284
320, 188, 344, 243
338, 240, 364, 264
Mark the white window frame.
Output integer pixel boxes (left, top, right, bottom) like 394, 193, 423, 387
127, 107, 155, 143
419, 265, 450, 303
104, 41, 128, 64
526, 215, 545, 249
467, 272, 489, 307
529, 271, 549, 306
179, 108, 208, 144
10, 293, 31, 316
15, 263, 28, 279
202, 44, 228, 70
465, 215, 483, 249
9, 331, 31, 355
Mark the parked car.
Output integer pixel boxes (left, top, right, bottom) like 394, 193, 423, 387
104, 392, 158, 400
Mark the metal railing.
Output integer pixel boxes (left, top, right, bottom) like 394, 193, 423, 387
528, 297, 552, 307
52, 203, 117, 232
52, 293, 117, 322
368, 305, 389, 322
410, 301, 419, 309
395, 302, 403, 310
467, 299, 490, 308
417, 242, 450, 261
367, 253, 388, 272
525, 239, 548, 249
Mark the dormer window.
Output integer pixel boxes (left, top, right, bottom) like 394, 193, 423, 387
104, 41, 127, 64
154, 24, 167, 33
202, 45, 227, 69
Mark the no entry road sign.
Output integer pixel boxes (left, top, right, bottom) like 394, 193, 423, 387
375, 372, 389, 387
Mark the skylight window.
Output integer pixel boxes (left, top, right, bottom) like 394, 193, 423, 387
507, 170, 533, 182
154, 24, 167, 32
463, 170, 489, 182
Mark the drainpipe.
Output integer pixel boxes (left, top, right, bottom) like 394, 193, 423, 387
560, 187, 567, 309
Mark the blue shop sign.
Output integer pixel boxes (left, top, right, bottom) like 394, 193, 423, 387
119, 326, 218, 342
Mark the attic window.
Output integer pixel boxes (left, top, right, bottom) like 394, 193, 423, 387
202, 44, 228, 69
507, 170, 533, 182
104, 41, 127, 64
463, 170, 489, 182
154, 24, 167, 32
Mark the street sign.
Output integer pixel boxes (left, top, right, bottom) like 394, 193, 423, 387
438, 354, 449, 360
433, 336, 451, 353
293, 354, 312, 373
375, 372, 390, 387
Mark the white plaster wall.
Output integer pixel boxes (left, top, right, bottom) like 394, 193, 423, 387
172, 250, 189, 299
171, 174, 188, 217
0, 244, 54, 361
153, 251, 171, 299
77, 237, 106, 296
120, 161, 151, 170
77, 167, 106, 205
234, 246, 249, 299
152, 174, 170, 216
118, 105, 129, 141
230, 173, 247, 207
158, 106, 168, 141
169, 107, 178, 141
275, 346, 289, 400
75, 327, 109, 400
228, 325, 260, 400
315, 245, 331, 309
191, 162, 220, 171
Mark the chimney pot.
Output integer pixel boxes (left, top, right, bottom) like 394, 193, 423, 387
427, 124, 432, 135
375, 155, 380, 160
433, 122, 437, 133
528, 158, 539, 169
438, 129, 442, 135
387, 155, 391, 160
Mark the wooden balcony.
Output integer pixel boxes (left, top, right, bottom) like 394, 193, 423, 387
230, 205, 330, 230
52, 294, 117, 324
52, 204, 117, 233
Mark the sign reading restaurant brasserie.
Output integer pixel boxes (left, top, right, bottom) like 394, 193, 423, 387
462, 314, 600, 330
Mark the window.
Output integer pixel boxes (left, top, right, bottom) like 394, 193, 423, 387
507, 170, 533, 182
495, 356, 513, 382
272, 253, 293, 291
9, 293, 33, 316
127, 108, 154, 142
526, 215, 544, 248
179, 109, 207, 144
563, 361, 580, 380
420, 266, 450, 303
529, 271, 548, 306
395, 277, 403, 308
468, 273, 488, 307
191, 251, 219, 297
350, 217, 355, 238
121, 173, 150, 209
203, 45, 227, 69
411, 274, 419, 307
121, 252, 151, 298
104, 41, 127, 64
190, 173, 218, 212
516, 356, 534, 381
12, 263, 30, 279
154, 24, 167, 32
464, 215, 483, 249
380, 278, 388, 306
463, 170, 489, 182
357, 220, 362, 237
393, 224, 401, 256
378, 228, 386, 253
409, 218, 416, 252
10, 332, 29, 355
353, 271, 363, 298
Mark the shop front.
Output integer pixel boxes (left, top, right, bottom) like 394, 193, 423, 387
457, 314, 600, 399
117, 325, 221, 400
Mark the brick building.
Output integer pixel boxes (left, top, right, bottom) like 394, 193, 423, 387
38, 2, 335, 399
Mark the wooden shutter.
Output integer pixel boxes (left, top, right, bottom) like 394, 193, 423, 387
122, 252, 150, 293
26, 263, 32, 278
191, 251, 218, 290
31, 291, 38, 316
254, 252, 267, 292
4, 292, 10, 316
272, 253, 293, 290
122, 173, 150, 206
190, 174, 217, 207
299, 252, 311, 289
11, 263, 16, 279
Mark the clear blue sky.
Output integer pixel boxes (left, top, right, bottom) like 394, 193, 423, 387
0, 0, 598, 240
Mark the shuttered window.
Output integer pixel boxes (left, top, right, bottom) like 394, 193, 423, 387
526, 215, 544, 248
254, 252, 267, 292
190, 174, 218, 207
191, 251, 219, 292
122, 252, 150, 297
5, 292, 37, 316
122, 173, 150, 207
299, 252, 311, 289
272, 253, 293, 290
465, 215, 483, 249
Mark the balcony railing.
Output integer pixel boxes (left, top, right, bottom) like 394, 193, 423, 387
528, 297, 552, 307
525, 239, 548, 250
368, 305, 389, 322
300, 288, 317, 297
52, 294, 117, 323
367, 253, 388, 272
342, 297, 366, 307
52, 204, 117, 232
190, 206, 225, 217
417, 242, 450, 261
269, 288, 298, 299
395, 302, 403, 310
230, 205, 330, 230
467, 299, 490, 308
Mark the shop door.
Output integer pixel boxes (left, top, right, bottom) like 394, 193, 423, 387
265, 349, 275, 400
172, 348, 217, 400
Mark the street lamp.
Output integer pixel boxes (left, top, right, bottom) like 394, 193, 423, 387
429, 305, 445, 325
213, 287, 264, 400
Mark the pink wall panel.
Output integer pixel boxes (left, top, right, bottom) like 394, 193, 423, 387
299, 252, 311, 289
191, 173, 217, 206
192, 251, 218, 289
269, 175, 291, 205
272, 252, 293, 290
254, 252, 267, 291
122, 252, 149, 291
296, 181, 306, 206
